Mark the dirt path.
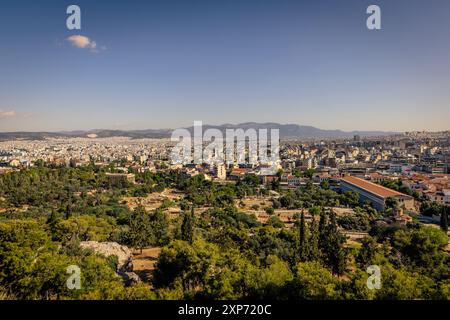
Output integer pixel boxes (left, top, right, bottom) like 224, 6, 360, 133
132, 247, 161, 283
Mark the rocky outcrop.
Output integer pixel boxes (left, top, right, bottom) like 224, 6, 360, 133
120, 272, 142, 286
79, 241, 133, 272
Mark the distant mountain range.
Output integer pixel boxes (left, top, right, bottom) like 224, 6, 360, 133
0, 123, 398, 141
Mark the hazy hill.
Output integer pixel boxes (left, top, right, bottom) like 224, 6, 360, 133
0, 123, 397, 141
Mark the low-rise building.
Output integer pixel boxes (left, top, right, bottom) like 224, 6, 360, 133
341, 175, 415, 211
443, 189, 450, 206
105, 173, 136, 185
215, 164, 227, 180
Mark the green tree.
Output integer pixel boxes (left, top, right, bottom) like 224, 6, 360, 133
420, 201, 443, 217
392, 226, 448, 271
267, 216, 284, 228
151, 208, 170, 246
385, 197, 399, 210
244, 255, 293, 299
298, 212, 308, 261
0, 220, 57, 299
153, 240, 215, 293
320, 210, 347, 275
308, 215, 320, 261
128, 206, 153, 253
356, 236, 378, 267
318, 208, 328, 248
288, 261, 340, 299
343, 191, 359, 207
54, 215, 115, 242
375, 265, 425, 300
320, 180, 330, 190
303, 169, 315, 179
181, 208, 195, 244
440, 206, 448, 232
46, 210, 60, 240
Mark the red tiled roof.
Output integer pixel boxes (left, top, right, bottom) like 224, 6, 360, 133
341, 176, 412, 199
231, 168, 249, 175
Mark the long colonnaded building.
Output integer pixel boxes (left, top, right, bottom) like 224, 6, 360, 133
340, 176, 415, 211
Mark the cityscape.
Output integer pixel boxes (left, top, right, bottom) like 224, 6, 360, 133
0, 126, 448, 301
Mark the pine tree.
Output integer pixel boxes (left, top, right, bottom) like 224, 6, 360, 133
440, 206, 448, 232
181, 207, 195, 244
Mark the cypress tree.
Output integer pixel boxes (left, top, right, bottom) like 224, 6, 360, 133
308, 214, 320, 261
299, 212, 307, 261
65, 187, 73, 219
65, 202, 72, 220
440, 206, 448, 232
181, 207, 195, 244
318, 207, 328, 248
46, 210, 59, 240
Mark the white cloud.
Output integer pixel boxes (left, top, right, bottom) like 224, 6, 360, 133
66, 35, 105, 53
0, 110, 16, 119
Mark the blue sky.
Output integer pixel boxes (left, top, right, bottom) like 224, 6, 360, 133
0, 0, 449, 132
